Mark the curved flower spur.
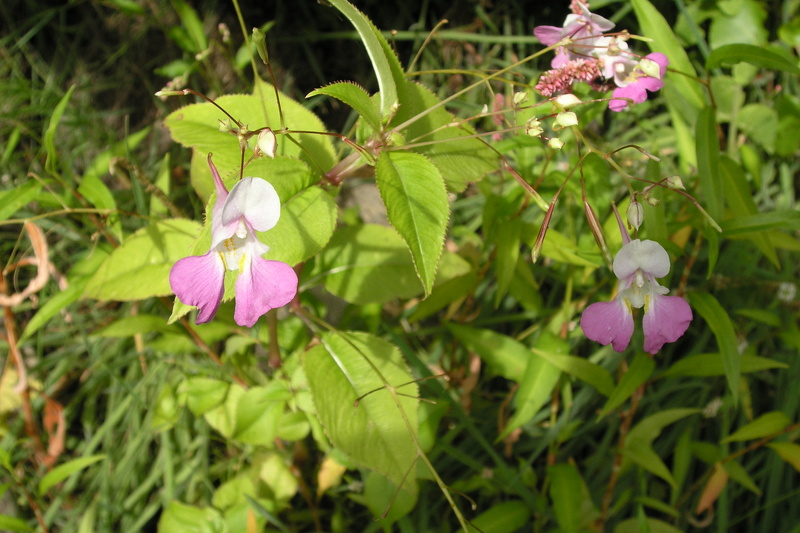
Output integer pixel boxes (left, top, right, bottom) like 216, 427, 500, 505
580, 209, 692, 354
169, 154, 298, 327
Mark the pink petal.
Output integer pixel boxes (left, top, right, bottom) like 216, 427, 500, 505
223, 177, 281, 232
642, 294, 692, 353
169, 252, 225, 324
646, 52, 669, 72
534, 25, 563, 46
233, 257, 298, 327
581, 298, 635, 352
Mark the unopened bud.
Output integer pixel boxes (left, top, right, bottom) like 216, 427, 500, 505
252, 27, 269, 64
154, 88, 189, 98
218, 23, 231, 44
548, 137, 565, 149
532, 201, 556, 264
554, 94, 581, 109
256, 128, 277, 158
218, 118, 235, 133
513, 91, 528, 106
526, 118, 543, 137
480, 104, 489, 115
626, 201, 644, 231
645, 196, 660, 207
639, 57, 661, 79
555, 111, 578, 128
585, 200, 612, 268
666, 175, 685, 190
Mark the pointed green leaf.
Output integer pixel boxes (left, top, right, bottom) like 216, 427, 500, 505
308, 82, 382, 133
0, 181, 41, 222
500, 351, 561, 440
600, 353, 655, 416
446, 324, 528, 380
662, 353, 787, 377
0, 514, 33, 532
689, 292, 740, 403
38, 455, 105, 495
624, 439, 677, 489
707, 44, 800, 73
309, 224, 422, 304
533, 349, 614, 396
376, 151, 449, 295
722, 411, 791, 443
696, 106, 723, 224
83, 219, 200, 301
631, 0, 705, 113
232, 382, 290, 445
324, 0, 399, 118
44, 84, 76, 175
304, 331, 418, 488
493, 218, 521, 307
767, 442, 800, 472
724, 459, 761, 495
548, 464, 587, 533
466, 501, 530, 533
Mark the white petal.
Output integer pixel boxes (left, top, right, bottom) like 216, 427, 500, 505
223, 177, 281, 232
613, 239, 670, 280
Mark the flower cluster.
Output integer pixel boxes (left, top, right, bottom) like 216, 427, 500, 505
533, 0, 669, 111
169, 155, 297, 327
581, 238, 692, 354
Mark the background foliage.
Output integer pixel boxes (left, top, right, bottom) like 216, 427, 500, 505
1, 0, 800, 532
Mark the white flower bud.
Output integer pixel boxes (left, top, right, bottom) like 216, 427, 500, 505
513, 91, 528, 106
256, 128, 277, 158
666, 175, 685, 190
526, 117, 543, 137
555, 111, 578, 128
626, 201, 644, 230
548, 137, 564, 150
554, 94, 582, 108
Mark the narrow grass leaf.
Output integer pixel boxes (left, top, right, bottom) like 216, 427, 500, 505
767, 442, 800, 472
376, 151, 449, 295
533, 348, 615, 397
706, 44, 800, 74
44, 84, 76, 176
600, 353, 655, 417
722, 411, 791, 443
689, 292, 740, 403
446, 324, 529, 380
0, 181, 41, 222
548, 463, 584, 533
696, 106, 723, 224
38, 455, 105, 495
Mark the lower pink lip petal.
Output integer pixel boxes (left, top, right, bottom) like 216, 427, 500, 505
169, 252, 225, 324
580, 299, 635, 353
233, 257, 298, 327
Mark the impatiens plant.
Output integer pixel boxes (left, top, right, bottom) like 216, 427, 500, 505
4, 0, 800, 531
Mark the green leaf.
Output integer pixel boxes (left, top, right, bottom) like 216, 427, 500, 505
408, 253, 477, 321
499, 332, 567, 439
624, 439, 678, 489
83, 219, 200, 301
360, 471, 418, 523
707, 44, 800, 74
493, 218, 521, 307
548, 464, 585, 533
92, 314, 174, 337
38, 455, 106, 495
722, 411, 791, 443
600, 353, 655, 417
533, 349, 614, 396
307, 82, 382, 133
0, 181, 41, 222
390, 83, 498, 192
376, 151, 449, 295
689, 292, 741, 403
737, 103, 778, 153
323, 0, 399, 119
180, 378, 230, 416
767, 442, 800, 472
719, 210, 800, 235
696, 106, 723, 224
303, 331, 418, 488
724, 459, 761, 495
539, 229, 601, 267
720, 155, 778, 267
615, 518, 684, 533
158, 501, 225, 533
628, 409, 701, 444
0, 515, 33, 532
446, 324, 528, 380
232, 382, 290, 445
631, 0, 705, 113
708, 0, 767, 49
44, 84, 76, 176
662, 353, 787, 377
467, 501, 530, 533
170, 0, 207, 53
165, 85, 335, 201
309, 224, 423, 305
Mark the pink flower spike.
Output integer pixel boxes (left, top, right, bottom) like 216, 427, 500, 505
234, 257, 298, 327
581, 299, 635, 352
169, 252, 225, 324
642, 294, 693, 354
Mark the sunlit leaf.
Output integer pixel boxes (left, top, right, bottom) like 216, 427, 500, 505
722, 411, 791, 443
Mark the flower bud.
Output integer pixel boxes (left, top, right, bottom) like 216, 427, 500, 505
548, 137, 565, 149
666, 175, 685, 190
554, 94, 581, 109
218, 118, 235, 133
626, 200, 644, 231
555, 111, 578, 128
513, 91, 528, 106
256, 128, 277, 158
252, 27, 269, 64
526, 117, 543, 137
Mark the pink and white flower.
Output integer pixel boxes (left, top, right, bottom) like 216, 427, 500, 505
533, 2, 615, 68
608, 53, 669, 112
169, 155, 298, 327
581, 237, 692, 354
